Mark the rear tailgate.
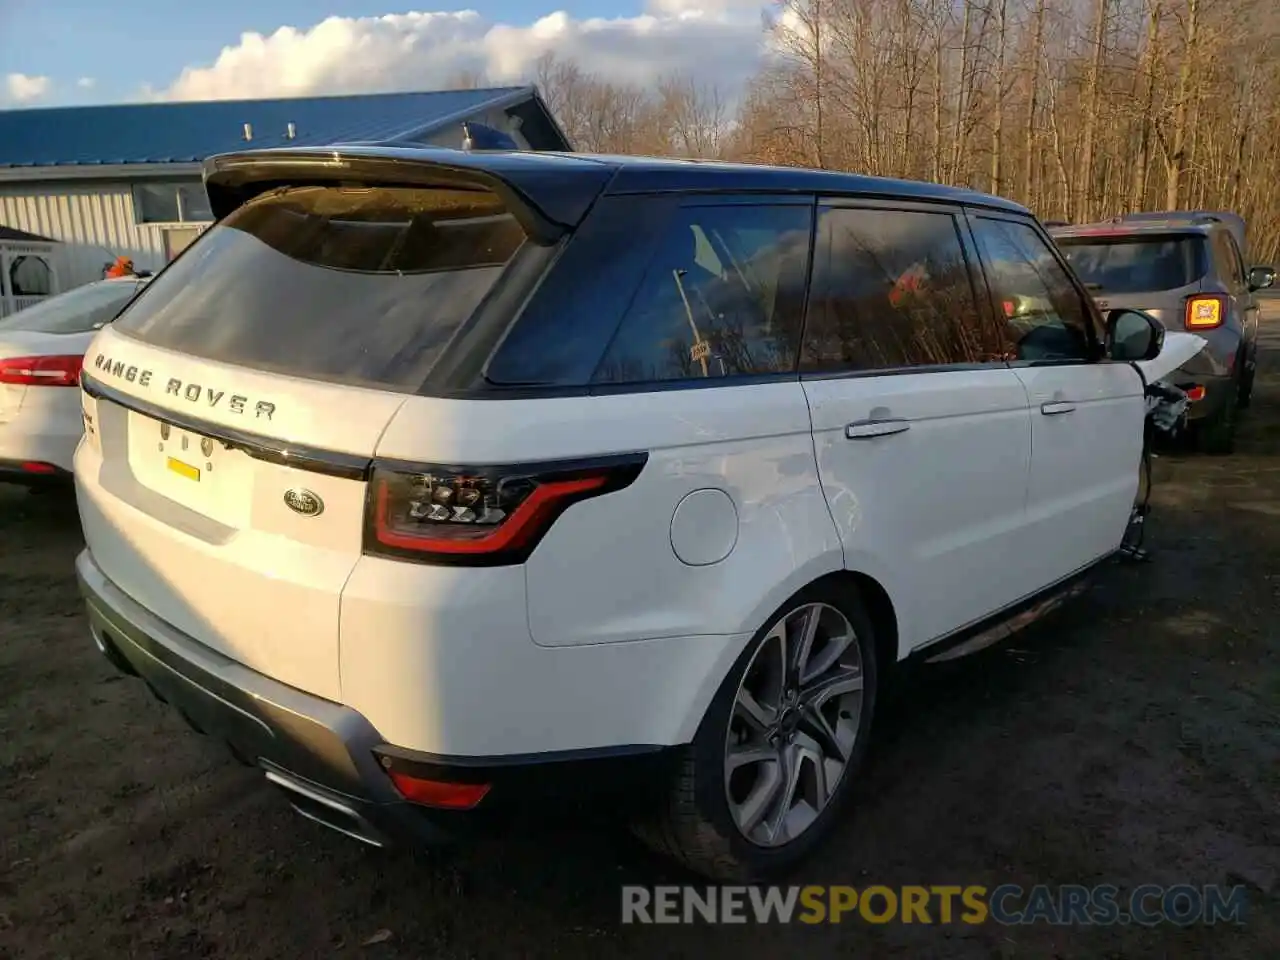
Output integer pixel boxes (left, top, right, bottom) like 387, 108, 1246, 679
1055, 231, 1207, 330
74, 152, 594, 702
78, 328, 407, 702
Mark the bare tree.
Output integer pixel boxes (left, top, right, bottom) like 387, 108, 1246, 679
527, 0, 1280, 260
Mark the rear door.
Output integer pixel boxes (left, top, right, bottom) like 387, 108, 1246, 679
967, 212, 1144, 588
1212, 228, 1258, 351
76, 178, 538, 701
800, 199, 1034, 651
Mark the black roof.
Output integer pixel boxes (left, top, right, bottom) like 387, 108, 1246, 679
201, 144, 1030, 234
567, 153, 1028, 212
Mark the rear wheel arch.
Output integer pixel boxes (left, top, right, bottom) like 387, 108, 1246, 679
751, 570, 901, 685
676, 567, 901, 749
840, 570, 900, 676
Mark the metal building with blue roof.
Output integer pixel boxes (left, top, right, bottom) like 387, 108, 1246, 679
0, 86, 570, 294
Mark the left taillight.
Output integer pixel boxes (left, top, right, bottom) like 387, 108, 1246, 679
0, 355, 84, 387
364, 452, 648, 566
1185, 295, 1227, 331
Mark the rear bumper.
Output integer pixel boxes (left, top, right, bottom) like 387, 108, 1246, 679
76, 549, 676, 848
0, 392, 83, 477
0, 456, 74, 487
1170, 371, 1235, 422
0, 412, 79, 483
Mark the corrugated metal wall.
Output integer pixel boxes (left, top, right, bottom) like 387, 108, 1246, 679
0, 181, 172, 288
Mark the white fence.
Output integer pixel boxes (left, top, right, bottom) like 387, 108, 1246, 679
0, 239, 62, 319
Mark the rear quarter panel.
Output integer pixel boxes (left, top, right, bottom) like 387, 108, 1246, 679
372, 382, 845, 647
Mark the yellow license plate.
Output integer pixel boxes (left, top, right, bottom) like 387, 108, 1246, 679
166, 457, 201, 482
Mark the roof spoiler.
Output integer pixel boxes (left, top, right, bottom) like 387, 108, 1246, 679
200, 145, 613, 243
1117, 210, 1247, 252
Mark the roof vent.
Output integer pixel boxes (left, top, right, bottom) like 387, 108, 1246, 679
242, 122, 253, 141
286, 122, 296, 140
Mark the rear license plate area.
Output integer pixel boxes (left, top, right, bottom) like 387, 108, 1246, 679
126, 410, 251, 525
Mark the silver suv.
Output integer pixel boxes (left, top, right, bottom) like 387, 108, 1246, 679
1050, 212, 1274, 453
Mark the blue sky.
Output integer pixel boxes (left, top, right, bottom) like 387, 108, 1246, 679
1, 0, 766, 107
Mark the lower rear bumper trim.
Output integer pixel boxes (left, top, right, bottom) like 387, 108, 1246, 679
75, 548, 680, 847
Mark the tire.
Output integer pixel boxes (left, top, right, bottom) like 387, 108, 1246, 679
1197, 393, 1237, 455
1238, 363, 1255, 410
631, 580, 879, 881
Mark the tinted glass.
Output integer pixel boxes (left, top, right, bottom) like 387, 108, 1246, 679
486, 195, 675, 388
972, 218, 1094, 362
1058, 235, 1207, 293
591, 204, 811, 384
113, 185, 528, 392
0, 280, 139, 335
1210, 231, 1245, 289
802, 207, 1009, 372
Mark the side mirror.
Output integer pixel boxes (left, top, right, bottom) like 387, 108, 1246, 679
1105, 308, 1164, 363
1248, 265, 1275, 291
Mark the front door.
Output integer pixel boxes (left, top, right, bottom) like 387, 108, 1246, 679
966, 212, 1146, 591
800, 200, 1034, 653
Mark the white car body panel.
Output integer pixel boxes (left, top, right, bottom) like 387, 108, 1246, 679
1009, 361, 1147, 589
376, 381, 843, 650
0, 328, 96, 472
77, 325, 412, 701
1, 278, 146, 475
803, 369, 1034, 653
1137, 331, 1208, 383
340, 556, 749, 755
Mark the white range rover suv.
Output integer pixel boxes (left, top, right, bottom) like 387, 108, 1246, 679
74, 145, 1190, 880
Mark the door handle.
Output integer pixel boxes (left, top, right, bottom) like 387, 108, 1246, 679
845, 418, 911, 439
1040, 401, 1077, 416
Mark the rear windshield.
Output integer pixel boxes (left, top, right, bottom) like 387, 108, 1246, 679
0, 280, 140, 335
111, 184, 528, 392
1056, 235, 1206, 294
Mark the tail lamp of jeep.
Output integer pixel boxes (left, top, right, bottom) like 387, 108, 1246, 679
1184, 295, 1226, 331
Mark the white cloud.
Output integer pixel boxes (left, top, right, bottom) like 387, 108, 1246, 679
5, 72, 51, 103
161, 6, 772, 103
77, 76, 97, 89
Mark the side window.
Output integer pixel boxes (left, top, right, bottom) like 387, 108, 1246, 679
1213, 232, 1245, 290
591, 204, 812, 384
801, 206, 1010, 372
970, 217, 1095, 363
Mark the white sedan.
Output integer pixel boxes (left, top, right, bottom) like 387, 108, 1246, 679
0, 278, 146, 486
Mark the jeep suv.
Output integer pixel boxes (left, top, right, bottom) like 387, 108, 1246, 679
75, 146, 1185, 880
1050, 212, 1274, 453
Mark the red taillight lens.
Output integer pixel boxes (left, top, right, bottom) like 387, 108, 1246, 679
387, 771, 491, 810
364, 453, 647, 565
1185, 295, 1226, 330
0, 354, 84, 387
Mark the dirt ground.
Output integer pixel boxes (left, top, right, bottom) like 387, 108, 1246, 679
2, 318, 1278, 960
